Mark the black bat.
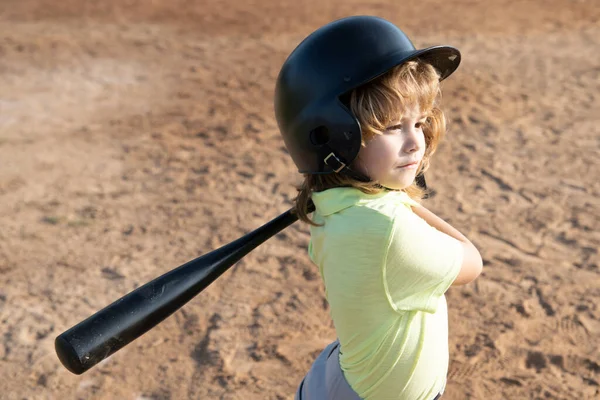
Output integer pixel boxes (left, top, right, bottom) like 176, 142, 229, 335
55, 204, 312, 375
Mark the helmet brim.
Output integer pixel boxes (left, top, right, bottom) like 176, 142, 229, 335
349, 45, 461, 93
409, 45, 461, 81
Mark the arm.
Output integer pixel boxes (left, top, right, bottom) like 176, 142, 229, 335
410, 204, 483, 286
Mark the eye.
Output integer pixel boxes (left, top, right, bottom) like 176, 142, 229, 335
386, 124, 402, 132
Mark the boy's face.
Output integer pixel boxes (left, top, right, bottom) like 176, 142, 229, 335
352, 103, 426, 190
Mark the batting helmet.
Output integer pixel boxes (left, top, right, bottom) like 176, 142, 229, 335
274, 15, 461, 183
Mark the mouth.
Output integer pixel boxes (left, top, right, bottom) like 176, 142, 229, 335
397, 161, 419, 169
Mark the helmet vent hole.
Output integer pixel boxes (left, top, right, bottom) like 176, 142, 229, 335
309, 126, 330, 146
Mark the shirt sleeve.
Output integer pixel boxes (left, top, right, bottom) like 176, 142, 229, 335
383, 206, 464, 314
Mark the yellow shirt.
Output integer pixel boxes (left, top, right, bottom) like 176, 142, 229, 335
308, 187, 463, 400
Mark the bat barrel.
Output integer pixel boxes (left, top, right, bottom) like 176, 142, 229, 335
55, 207, 303, 374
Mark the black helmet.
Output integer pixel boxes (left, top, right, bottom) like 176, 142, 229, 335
274, 15, 461, 184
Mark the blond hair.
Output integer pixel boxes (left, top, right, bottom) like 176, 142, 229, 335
293, 59, 447, 226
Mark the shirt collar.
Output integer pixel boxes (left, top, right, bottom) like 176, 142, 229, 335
311, 187, 393, 216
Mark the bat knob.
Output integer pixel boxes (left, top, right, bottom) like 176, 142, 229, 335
55, 335, 86, 375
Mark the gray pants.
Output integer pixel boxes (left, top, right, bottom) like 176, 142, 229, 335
294, 339, 444, 400
295, 339, 362, 400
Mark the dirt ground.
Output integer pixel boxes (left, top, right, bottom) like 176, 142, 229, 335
0, 0, 599, 399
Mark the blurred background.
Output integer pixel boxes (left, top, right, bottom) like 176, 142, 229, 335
0, 1, 598, 399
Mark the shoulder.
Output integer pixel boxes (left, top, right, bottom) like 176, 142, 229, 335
310, 201, 395, 247
328, 198, 415, 245
326, 203, 395, 238
311, 189, 417, 237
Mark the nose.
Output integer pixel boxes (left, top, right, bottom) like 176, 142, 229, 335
402, 126, 422, 154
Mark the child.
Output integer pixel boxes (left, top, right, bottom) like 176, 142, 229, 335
275, 16, 483, 400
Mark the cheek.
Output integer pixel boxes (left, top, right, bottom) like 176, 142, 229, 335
356, 135, 400, 173
367, 139, 395, 166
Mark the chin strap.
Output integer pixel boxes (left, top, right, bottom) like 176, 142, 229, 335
324, 151, 371, 183
415, 173, 428, 190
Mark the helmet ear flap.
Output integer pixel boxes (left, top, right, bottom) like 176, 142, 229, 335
305, 99, 362, 174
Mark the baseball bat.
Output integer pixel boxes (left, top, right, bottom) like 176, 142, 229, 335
55, 203, 313, 375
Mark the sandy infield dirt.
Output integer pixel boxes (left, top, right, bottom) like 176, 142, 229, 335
0, 0, 599, 399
